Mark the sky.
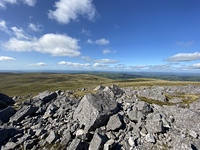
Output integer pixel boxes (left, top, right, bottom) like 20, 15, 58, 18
0, 0, 200, 72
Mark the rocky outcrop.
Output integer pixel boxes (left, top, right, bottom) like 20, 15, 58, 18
0, 84, 200, 150
73, 92, 119, 132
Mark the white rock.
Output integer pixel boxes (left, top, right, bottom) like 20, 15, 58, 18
128, 137, 135, 147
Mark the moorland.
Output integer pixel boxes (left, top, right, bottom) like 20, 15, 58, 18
0, 72, 200, 97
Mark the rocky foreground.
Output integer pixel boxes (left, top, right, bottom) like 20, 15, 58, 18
0, 85, 200, 150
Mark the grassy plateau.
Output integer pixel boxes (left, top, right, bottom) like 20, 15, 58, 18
0, 72, 200, 98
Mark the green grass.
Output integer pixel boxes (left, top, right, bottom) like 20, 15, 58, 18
0, 73, 200, 99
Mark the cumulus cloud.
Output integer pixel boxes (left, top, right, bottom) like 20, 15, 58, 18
87, 38, 110, 45
190, 63, 200, 69
95, 38, 109, 45
103, 49, 116, 54
3, 33, 81, 57
176, 41, 194, 47
0, 56, 15, 61
95, 58, 118, 64
0, 0, 36, 8
82, 56, 118, 64
58, 61, 90, 67
167, 52, 200, 62
93, 63, 108, 68
30, 62, 46, 66
48, 0, 96, 24
129, 65, 148, 70
28, 23, 43, 32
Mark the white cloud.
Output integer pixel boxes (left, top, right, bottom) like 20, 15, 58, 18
176, 41, 194, 47
190, 63, 200, 69
48, 0, 96, 24
0, 19, 10, 34
95, 58, 118, 64
167, 52, 200, 62
81, 28, 91, 36
0, 0, 36, 8
87, 38, 110, 45
30, 62, 46, 66
28, 23, 43, 32
95, 38, 109, 45
93, 63, 107, 68
58, 61, 90, 67
11, 26, 31, 40
129, 65, 148, 70
103, 49, 116, 54
103, 49, 111, 54
82, 56, 118, 64
23, 0, 36, 6
0, 56, 15, 61
3, 33, 81, 57
87, 39, 93, 44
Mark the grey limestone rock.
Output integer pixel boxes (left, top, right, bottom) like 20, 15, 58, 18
94, 85, 105, 91
106, 114, 123, 131
145, 133, 156, 143
145, 112, 164, 134
0, 127, 20, 146
89, 132, 108, 150
1, 142, 18, 150
137, 101, 153, 115
127, 106, 138, 123
103, 139, 116, 150
45, 130, 58, 144
10, 105, 38, 123
68, 139, 83, 150
73, 92, 119, 132
0, 93, 15, 106
138, 86, 167, 102
0, 106, 16, 123
33, 91, 57, 106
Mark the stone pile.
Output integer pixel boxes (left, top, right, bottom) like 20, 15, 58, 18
0, 85, 200, 150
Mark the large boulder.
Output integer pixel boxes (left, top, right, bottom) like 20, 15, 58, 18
0, 127, 20, 146
0, 106, 16, 123
73, 92, 119, 132
0, 93, 15, 105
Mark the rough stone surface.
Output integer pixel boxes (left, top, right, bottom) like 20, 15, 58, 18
45, 130, 58, 144
73, 92, 119, 131
145, 133, 156, 143
1, 85, 200, 150
0, 106, 16, 123
89, 132, 108, 150
0, 93, 15, 106
10, 105, 38, 122
106, 114, 123, 131
68, 139, 83, 150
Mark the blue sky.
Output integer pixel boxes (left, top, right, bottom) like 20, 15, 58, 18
0, 0, 200, 72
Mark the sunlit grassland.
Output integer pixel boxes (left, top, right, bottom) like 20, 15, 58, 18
0, 73, 200, 98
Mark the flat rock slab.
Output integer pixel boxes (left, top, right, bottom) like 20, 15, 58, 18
10, 105, 38, 122
73, 92, 119, 132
